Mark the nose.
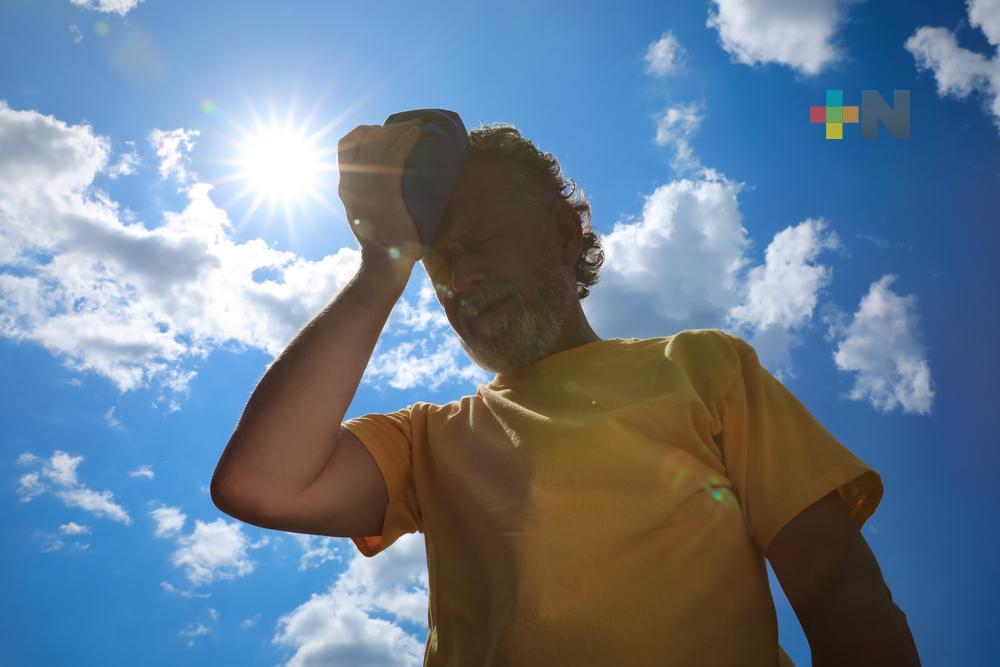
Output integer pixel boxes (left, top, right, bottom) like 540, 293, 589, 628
448, 252, 488, 296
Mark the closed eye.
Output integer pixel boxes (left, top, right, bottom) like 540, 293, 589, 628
427, 234, 502, 274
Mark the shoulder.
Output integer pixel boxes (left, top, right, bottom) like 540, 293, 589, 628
663, 328, 750, 366
654, 329, 756, 398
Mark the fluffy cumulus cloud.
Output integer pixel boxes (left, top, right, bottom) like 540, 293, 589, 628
582, 100, 848, 375
70, 0, 144, 17
645, 30, 686, 76
15, 450, 132, 525
151, 505, 187, 538
729, 218, 841, 373
169, 518, 267, 586
706, 0, 858, 75
583, 168, 750, 341
0, 103, 372, 399
905, 0, 1000, 133
274, 533, 429, 667
830, 275, 934, 414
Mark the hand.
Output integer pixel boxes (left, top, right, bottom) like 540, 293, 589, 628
337, 119, 425, 268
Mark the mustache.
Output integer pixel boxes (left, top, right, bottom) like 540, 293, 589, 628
458, 282, 518, 318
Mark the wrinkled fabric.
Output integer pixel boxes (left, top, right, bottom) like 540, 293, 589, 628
343, 328, 882, 666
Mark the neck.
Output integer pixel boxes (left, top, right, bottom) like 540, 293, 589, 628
549, 301, 601, 355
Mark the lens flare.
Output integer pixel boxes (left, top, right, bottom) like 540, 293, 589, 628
200, 100, 218, 117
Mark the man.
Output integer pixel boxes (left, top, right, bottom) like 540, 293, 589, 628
211, 118, 921, 666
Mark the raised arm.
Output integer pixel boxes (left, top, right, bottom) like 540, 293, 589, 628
210, 118, 425, 532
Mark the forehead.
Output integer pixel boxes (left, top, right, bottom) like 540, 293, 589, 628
435, 159, 515, 242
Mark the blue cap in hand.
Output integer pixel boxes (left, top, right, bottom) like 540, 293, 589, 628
383, 108, 468, 247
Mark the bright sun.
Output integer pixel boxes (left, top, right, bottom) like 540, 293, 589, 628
218, 105, 340, 227
239, 126, 323, 202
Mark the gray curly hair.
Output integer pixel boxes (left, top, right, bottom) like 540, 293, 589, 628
465, 123, 605, 300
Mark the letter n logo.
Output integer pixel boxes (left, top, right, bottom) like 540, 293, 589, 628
861, 90, 910, 140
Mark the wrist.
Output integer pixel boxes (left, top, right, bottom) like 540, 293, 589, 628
357, 249, 414, 295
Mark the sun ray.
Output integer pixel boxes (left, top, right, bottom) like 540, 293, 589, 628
210, 85, 390, 239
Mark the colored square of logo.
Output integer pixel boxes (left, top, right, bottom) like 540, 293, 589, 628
810, 106, 826, 123
842, 106, 859, 123
826, 122, 843, 140
826, 106, 843, 123
826, 89, 843, 106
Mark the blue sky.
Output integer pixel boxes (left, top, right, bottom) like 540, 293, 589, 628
3, 0, 999, 664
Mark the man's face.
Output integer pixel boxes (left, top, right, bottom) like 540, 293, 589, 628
421, 159, 577, 374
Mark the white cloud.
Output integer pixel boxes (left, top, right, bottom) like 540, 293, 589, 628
729, 219, 841, 373
40, 532, 89, 553
654, 102, 704, 173
969, 0, 1000, 48
293, 534, 346, 572
56, 487, 132, 524
59, 521, 91, 535
15, 450, 132, 523
582, 168, 751, 340
44, 450, 83, 486
108, 141, 139, 179
274, 533, 428, 667
179, 621, 211, 648
582, 95, 850, 378
905, 1, 1000, 133
69, 25, 83, 44
365, 329, 488, 391
160, 581, 211, 599
170, 518, 257, 586
831, 275, 934, 414
128, 464, 154, 479
645, 30, 686, 76
730, 219, 840, 330
149, 128, 199, 183
0, 104, 363, 398
70, 0, 144, 17
17, 452, 40, 466
151, 506, 187, 538
16, 472, 44, 502
240, 614, 261, 630
104, 405, 122, 429
706, 0, 858, 75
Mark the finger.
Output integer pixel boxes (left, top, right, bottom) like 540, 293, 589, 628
338, 124, 377, 166
357, 119, 423, 165
383, 124, 423, 168
336, 162, 405, 176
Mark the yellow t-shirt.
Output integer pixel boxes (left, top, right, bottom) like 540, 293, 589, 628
342, 329, 883, 666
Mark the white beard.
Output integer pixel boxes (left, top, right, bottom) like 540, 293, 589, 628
456, 251, 575, 375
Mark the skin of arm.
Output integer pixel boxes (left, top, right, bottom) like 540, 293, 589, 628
766, 490, 922, 667
210, 254, 411, 521
211, 119, 423, 521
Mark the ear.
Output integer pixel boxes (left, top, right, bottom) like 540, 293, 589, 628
548, 199, 583, 268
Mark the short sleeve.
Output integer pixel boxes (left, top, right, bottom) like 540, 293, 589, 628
341, 404, 424, 557
716, 334, 883, 554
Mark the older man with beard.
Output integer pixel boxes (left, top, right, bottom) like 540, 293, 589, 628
211, 118, 920, 667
